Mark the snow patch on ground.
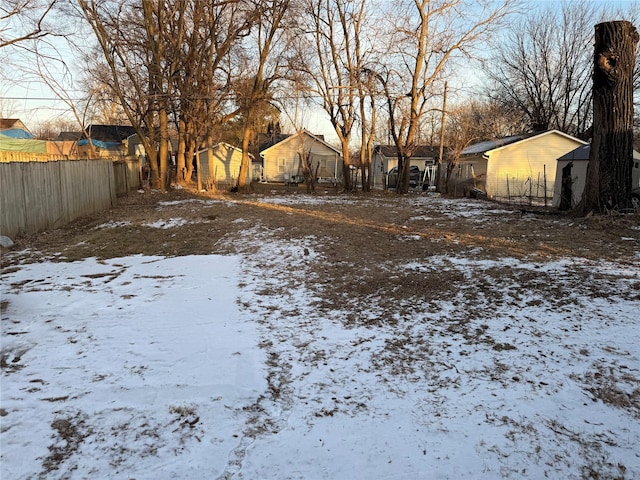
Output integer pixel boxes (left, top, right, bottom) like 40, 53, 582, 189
2, 194, 639, 479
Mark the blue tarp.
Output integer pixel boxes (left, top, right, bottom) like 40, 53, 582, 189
77, 139, 122, 149
0, 128, 34, 139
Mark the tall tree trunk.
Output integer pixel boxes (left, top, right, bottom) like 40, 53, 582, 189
176, 118, 188, 185
340, 141, 352, 191
159, 109, 170, 190
206, 134, 216, 191
581, 20, 639, 214
238, 123, 252, 189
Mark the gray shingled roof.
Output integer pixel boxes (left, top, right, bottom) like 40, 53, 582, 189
375, 145, 443, 158
557, 144, 590, 161
558, 144, 640, 162
461, 133, 537, 156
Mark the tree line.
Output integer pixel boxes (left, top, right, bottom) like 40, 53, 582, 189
2, 0, 639, 199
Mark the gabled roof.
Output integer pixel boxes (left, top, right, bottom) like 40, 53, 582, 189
374, 145, 444, 158
259, 130, 341, 157
0, 118, 28, 131
256, 132, 292, 154
558, 144, 640, 162
462, 130, 586, 156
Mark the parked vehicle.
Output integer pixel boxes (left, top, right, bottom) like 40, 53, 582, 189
387, 165, 421, 188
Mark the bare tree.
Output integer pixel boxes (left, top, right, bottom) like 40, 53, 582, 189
171, 0, 254, 187
78, 0, 190, 189
32, 116, 76, 138
0, 0, 58, 49
236, 0, 291, 190
485, 2, 597, 137
299, 0, 375, 192
442, 99, 523, 193
375, 0, 515, 193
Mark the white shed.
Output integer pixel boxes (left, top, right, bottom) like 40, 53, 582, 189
453, 130, 587, 201
260, 130, 342, 184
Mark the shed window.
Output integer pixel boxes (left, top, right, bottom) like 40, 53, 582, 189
278, 158, 285, 173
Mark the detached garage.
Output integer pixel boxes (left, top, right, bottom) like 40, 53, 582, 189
453, 130, 586, 202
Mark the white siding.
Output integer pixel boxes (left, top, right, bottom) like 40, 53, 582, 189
262, 133, 342, 183
552, 160, 588, 208
197, 144, 249, 188
485, 133, 585, 200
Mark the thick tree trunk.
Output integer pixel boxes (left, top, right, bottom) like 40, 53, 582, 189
581, 20, 639, 214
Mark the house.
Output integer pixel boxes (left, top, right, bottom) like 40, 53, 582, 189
74, 124, 137, 157
0, 118, 47, 154
0, 120, 79, 156
196, 143, 251, 189
0, 118, 31, 134
452, 130, 587, 201
259, 130, 342, 184
371, 145, 443, 189
553, 145, 640, 209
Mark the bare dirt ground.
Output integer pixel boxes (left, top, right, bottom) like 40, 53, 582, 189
4, 184, 639, 331
5, 183, 640, 267
2, 185, 640, 478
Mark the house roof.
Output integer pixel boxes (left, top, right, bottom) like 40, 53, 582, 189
461, 134, 535, 155
462, 130, 586, 156
374, 145, 444, 158
558, 144, 640, 162
256, 133, 292, 153
0, 118, 27, 131
557, 144, 590, 161
259, 130, 341, 157
85, 124, 137, 143
55, 131, 83, 141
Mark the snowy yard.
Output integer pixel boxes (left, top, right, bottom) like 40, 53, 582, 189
1, 192, 639, 479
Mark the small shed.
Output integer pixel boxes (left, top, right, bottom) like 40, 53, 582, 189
196, 142, 250, 189
553, 145, 640, 209
260, 130, 342, 184
452, 130, 586, 201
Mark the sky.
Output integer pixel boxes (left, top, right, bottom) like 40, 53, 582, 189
1, 193, 639, 479
1, 0, 639, 141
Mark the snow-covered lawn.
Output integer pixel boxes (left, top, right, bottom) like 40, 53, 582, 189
2, 194, 639, 479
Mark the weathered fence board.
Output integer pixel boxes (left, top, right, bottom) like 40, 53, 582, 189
0, 158, 121, 238
113, 158, 142, 196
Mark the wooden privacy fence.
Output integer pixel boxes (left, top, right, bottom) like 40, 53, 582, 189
0, 156, 141, 239
113, 158, 142, 197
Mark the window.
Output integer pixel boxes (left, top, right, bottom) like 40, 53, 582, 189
278, 158, 285, 173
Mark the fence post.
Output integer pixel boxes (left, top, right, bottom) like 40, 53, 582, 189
544, 164, 547, 207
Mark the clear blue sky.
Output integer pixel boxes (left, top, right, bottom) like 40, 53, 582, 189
2, 0, 639, 139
